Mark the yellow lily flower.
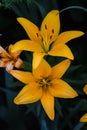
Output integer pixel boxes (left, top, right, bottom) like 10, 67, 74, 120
80, 85, 87, 122
0, 44, 23, 71
80, 113, 87, 122
83, 84, 87, 94
9, 59, 78, 120
11, 10, 84, 69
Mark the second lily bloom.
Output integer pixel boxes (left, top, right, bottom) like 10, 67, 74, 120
10, 59, 78, 120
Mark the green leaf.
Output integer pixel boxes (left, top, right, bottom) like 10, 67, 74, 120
23, 61, 32, 71
55, 98, 63, 117
0, 87, 26, 130
33, 0, 46, 18
73, 122, 86, 130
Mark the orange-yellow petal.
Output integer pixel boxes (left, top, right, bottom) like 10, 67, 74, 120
80, 113, 87, 122
17, 17, 41, 42
83, 84, 87, 94
49, 79, 78, 98
32, 52, 46, 69
9, 45, 22, 58
41, 10, 60, 45
0, 46, 10, 57
11, 40, 42, 53
48, 44, 74, 60
9, 70, 34, 84
14, 83, 42, 104
33, 59, 51, 79
50, 59, 71, 79
0, 59, 14, 71
41, 90, 54, 120
15, 58, 23, 68
53, 31, 84, 46
0, 59, 6, 67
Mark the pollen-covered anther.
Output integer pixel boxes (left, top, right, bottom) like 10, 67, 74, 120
38, 78, 51, 89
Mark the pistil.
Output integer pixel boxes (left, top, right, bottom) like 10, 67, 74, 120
38, 77, 51, 89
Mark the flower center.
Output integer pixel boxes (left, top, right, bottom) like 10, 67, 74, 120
38, 77, 51, 89
41, 24, 55, 53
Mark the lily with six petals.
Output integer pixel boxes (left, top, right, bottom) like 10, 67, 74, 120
11, 10, 84, 69
0, 44, 23, 71
80, 84, 87, 122
10, 59, 78, 120
80, 113, 87, 122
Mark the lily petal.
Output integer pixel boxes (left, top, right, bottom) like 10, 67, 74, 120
11, 40, 42, 53
17, 17, 41, 42
33, 59, 51, 79
15, 58, 23, 68
50, 59, 71, 79
12, 50, 22, 59
0, 59, 7, 67
0, 46, 10, 57
9, 70, 34, 84
53, 31, 84, 46
0, 59, 14, 69
80, 113, 87, 122
83, 84, 87, 94
9, 44, 22, 58
48, 44, 74, 60
32, 52, 46, 69
41, 90, 54, 120
49, 79, 78, 98
41, 10, 60, 45
14, 83, 42, 104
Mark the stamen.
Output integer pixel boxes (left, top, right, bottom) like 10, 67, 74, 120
38, 77, 51, 89
42, 79, 47, 84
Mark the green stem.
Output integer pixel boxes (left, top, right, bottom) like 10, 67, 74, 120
60, 6, 87, 13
